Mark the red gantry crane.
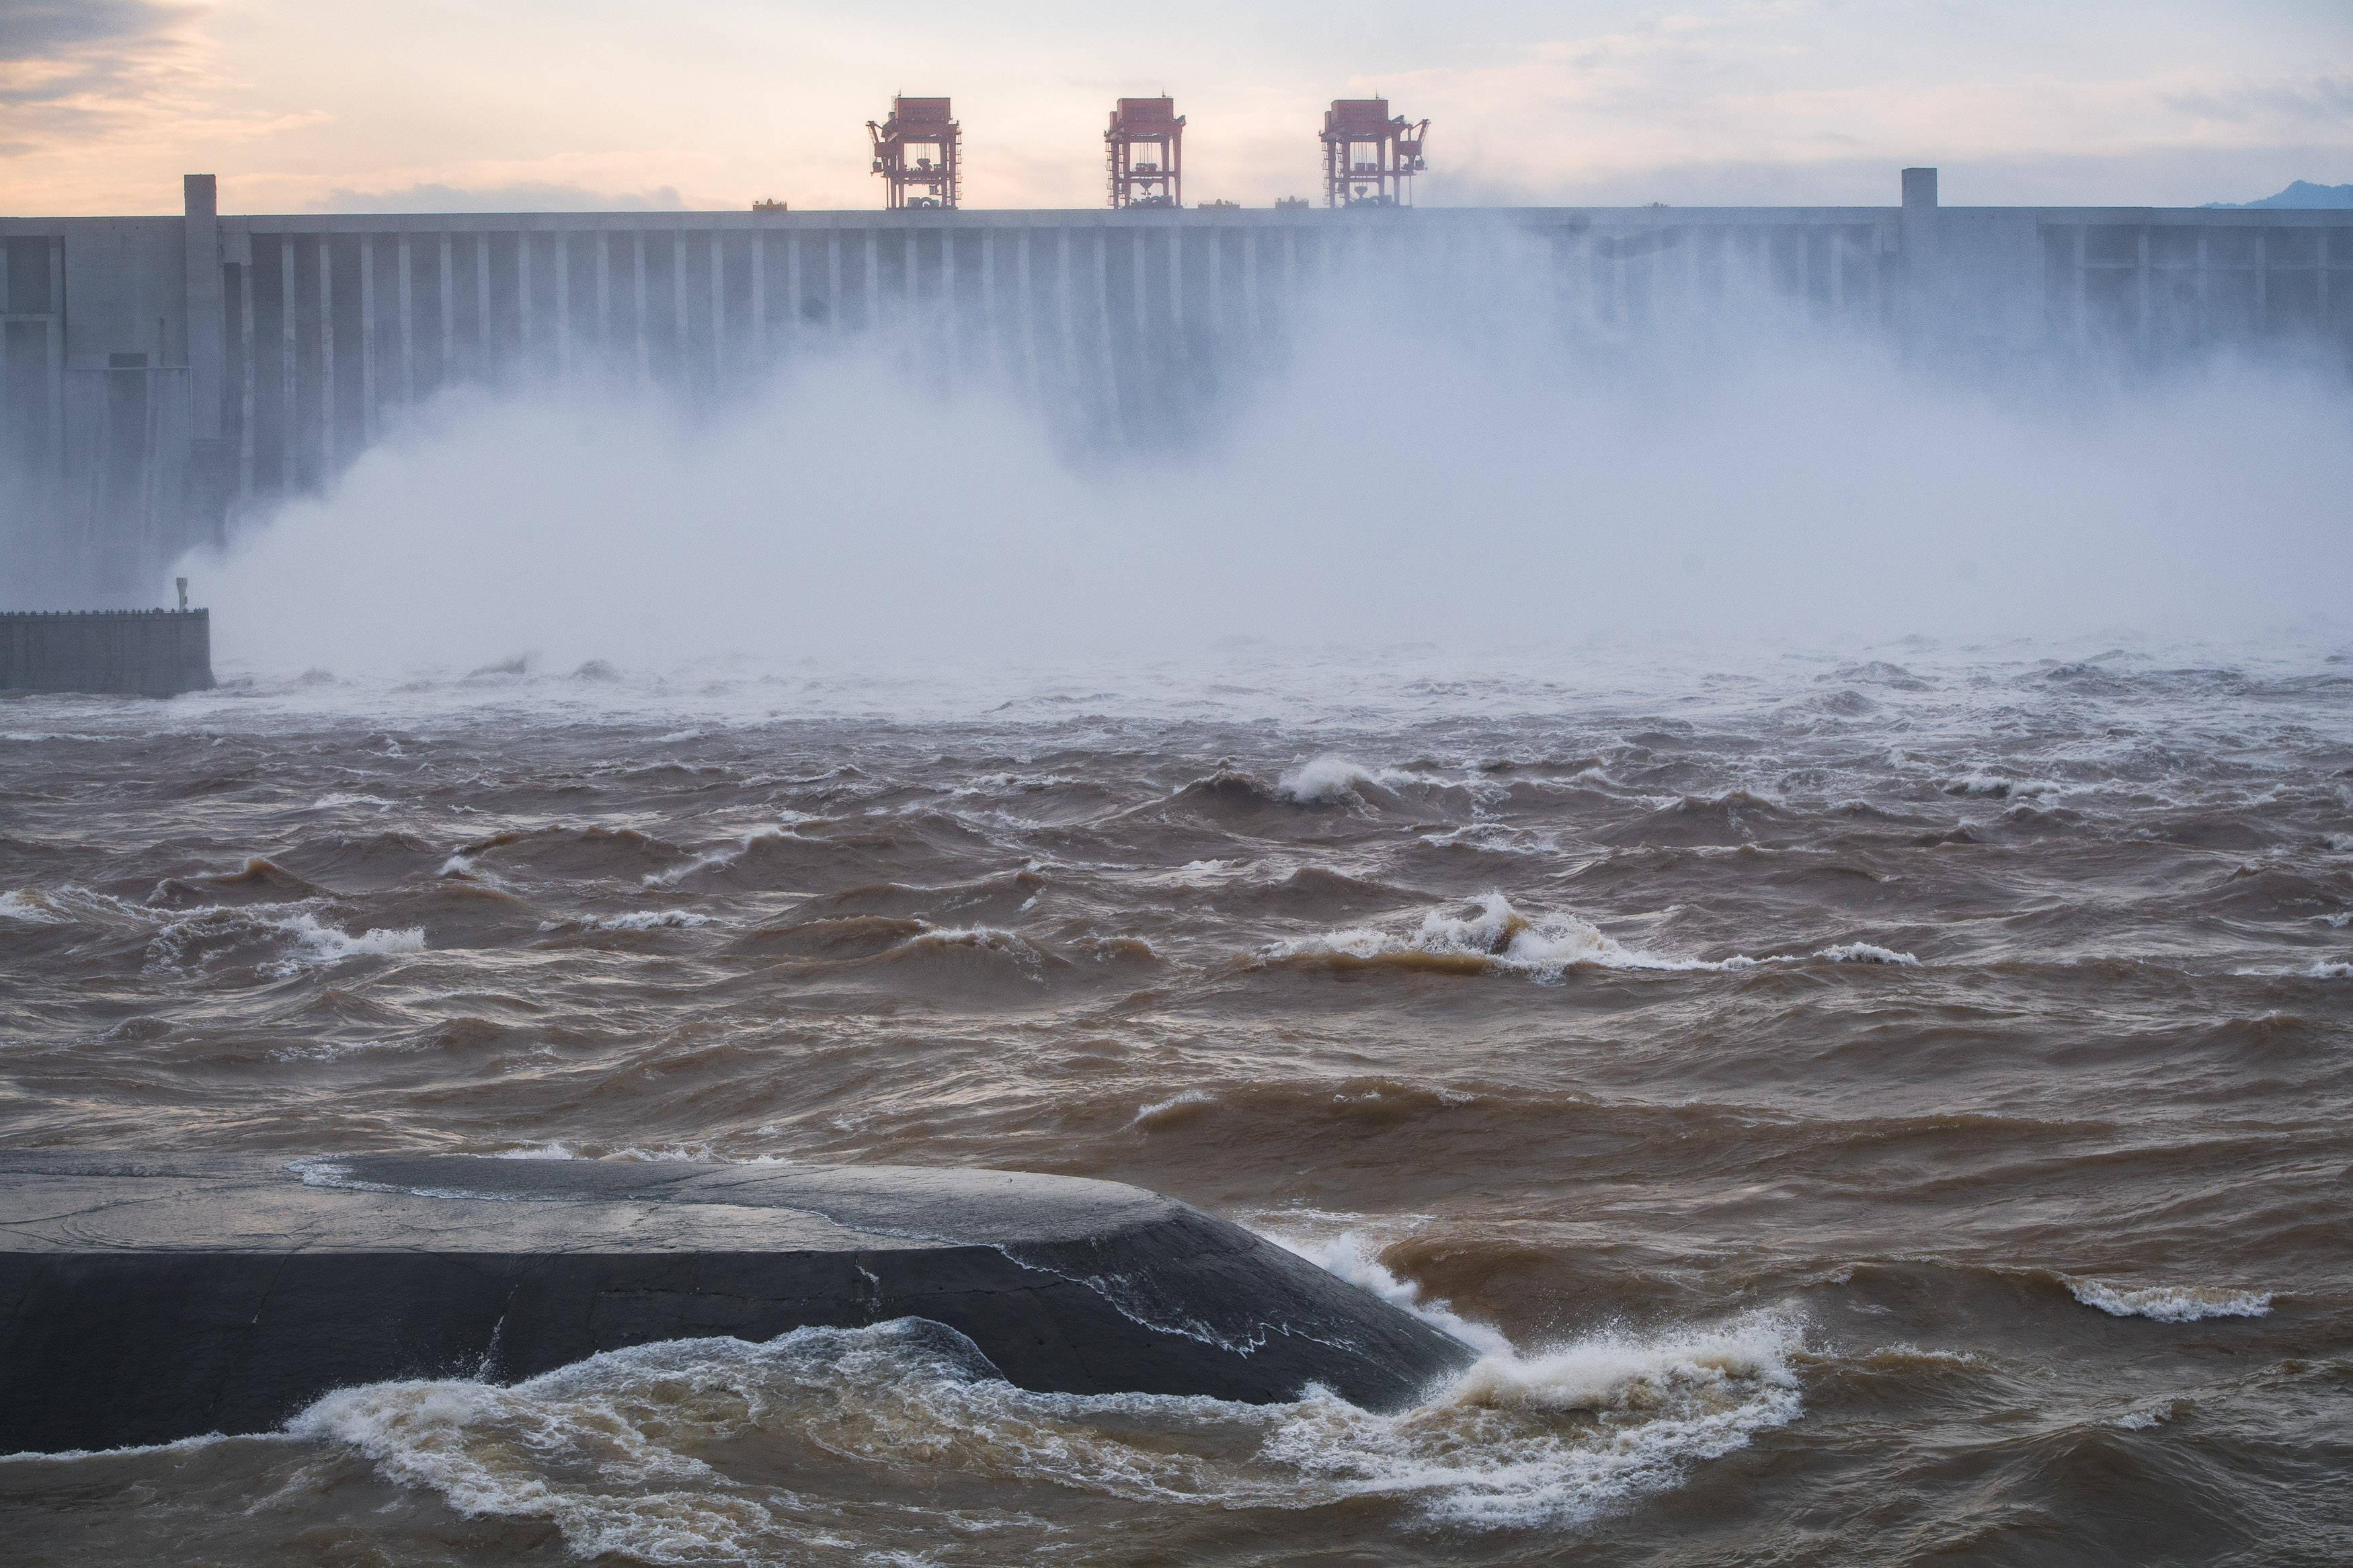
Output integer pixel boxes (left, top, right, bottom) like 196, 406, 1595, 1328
1106, 97, 1184, 209
869, 96, 961, 210
1320, 99, 1427, 208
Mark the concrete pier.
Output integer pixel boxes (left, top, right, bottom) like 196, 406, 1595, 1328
0, 608, 214, 696
0, 1153, 1476, 1454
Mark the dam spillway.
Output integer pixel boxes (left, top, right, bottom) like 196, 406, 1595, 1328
3, 169, 2350, 600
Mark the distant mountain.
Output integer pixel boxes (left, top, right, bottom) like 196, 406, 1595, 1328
2203, 181, 2353, 210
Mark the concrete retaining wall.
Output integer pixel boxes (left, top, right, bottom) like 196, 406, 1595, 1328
0, 608, 214, 696
0, 1153, 1476, 1452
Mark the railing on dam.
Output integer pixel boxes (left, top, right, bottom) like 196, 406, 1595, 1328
1, 172, 2348, 602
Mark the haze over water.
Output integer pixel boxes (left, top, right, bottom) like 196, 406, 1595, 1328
7, 237, 2353, 1561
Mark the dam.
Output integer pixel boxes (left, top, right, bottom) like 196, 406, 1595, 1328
3, 169, 2348, 602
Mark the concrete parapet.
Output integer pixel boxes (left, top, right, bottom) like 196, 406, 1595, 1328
0, 608, 214, 696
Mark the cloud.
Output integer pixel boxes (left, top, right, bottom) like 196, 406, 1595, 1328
1350, 23, 2353, 208
0, 1, 196, 61
2164, 77, 2353, 126
302, 181, 689, 214
1435, 142, 2353, 209
0, 1, 329, 212
0, 1, 202, 112
3, 1, 2346, 217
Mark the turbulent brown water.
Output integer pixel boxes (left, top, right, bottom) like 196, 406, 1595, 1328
3, 641, 2350, 1565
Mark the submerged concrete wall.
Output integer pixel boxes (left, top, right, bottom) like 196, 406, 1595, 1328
0, 608, 214, 696
3, 171, 2349, 600
0, 1153, 1475, 1452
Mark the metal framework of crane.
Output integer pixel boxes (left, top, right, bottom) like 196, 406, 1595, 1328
1320, 99, 1428, 208
1105, 97, 1185, 209
868, 96, 961, 210
836, 94, 1427, 211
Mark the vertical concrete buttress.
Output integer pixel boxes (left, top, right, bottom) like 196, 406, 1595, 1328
182, 176, 223, 436
182, 175, 233, 542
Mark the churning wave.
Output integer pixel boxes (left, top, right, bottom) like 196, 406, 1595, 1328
539, 909, 716, 933
3, 882, 425, 975
2063, 1277, 2274, 1322
1257, 893, 1921, 980
268, 1298, 1804, 1561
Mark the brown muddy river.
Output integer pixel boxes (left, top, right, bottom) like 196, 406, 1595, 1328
3, 641, 2349, 1565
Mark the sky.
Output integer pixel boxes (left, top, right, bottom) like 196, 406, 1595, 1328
3, 0, 2348, 214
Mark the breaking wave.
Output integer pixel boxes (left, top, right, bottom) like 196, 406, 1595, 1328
276, 1300, 1804, 1557
146, 906, 426, 976
5, 882, 428, 976
538, 909, 715, 933
2064, 1277, 2275, 1322
0, 889, 69, 925
1276, 755, 1406, 806
1257, 893, 1681, 979
1258, 893, 1921, 980
640, 823, 801, 888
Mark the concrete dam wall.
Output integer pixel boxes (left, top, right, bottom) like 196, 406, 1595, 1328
3, 171, 2350, 602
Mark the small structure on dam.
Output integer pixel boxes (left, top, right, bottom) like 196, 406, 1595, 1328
0, 1152, 1476, 1454
1, 604, 214, 697
869, 96, 962, 211
1107, 96, 1185, 209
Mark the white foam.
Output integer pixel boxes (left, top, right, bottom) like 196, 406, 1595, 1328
0, 1430, 299, 1464
641, 824, 791, 888
901, 925, 1049, 966
1277, 755, 1399, 805
4, 882, 158, 926
310, 792, 395, 810
2231, 957, 2353, 979
147, 907, 425, 976
1263, 892, 1685, 981
1812, 942, 1921, 965
1265, 1229, 1514, 1358
282, 1305, 1805, 1548
0, 889, 68, 925
1416, 822, 1561, 855
266, 911, 425, 971
1127, 1087, 1217, 1128
1128, 857, 1257, 891
1264, 892, 1921, 981
1942, 770, 2018, 797
539, 909, 714, 932
1333, 1313, 1805, 1528
286, 1360, 769, 1560
2064, 1277, 2274, 1322
1253, 1225, 1805, 1522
